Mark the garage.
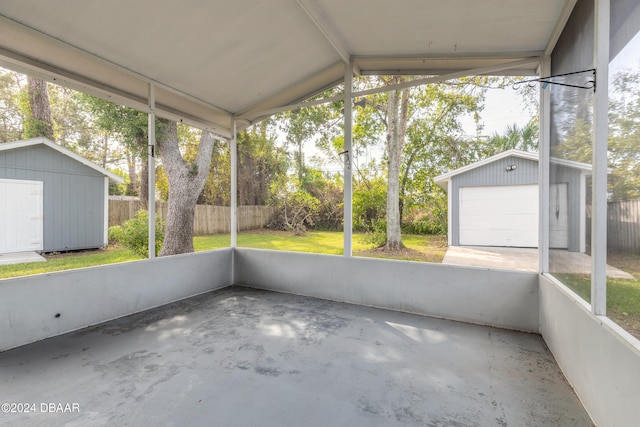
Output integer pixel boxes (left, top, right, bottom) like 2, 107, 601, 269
0, 137, 124, 253
434, 149, 590, 252
459, 183, 568, 248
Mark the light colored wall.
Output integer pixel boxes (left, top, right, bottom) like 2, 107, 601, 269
539, 274, 640, 427
234, 248, 539, 332
0, 248, 232, 351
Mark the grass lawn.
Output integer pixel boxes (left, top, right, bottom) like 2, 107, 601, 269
554, 251, 640, 340
0, 246, 144, 279
0, 230, 448, 280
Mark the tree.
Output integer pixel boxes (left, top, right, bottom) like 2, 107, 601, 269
383, 77, 410, 250
0, 68, 23, 142
156, 119, 214, 256
24, 76, 54, 140
346, 76, 487, 250
79, 95, 150, 202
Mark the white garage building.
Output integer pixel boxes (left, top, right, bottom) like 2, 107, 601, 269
434, 149, 591, 252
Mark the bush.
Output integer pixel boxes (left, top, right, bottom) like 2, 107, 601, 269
401, 205, 448, 235
363, 218, 387, 247
108, 210, 164, 257
268, 191, 320, 236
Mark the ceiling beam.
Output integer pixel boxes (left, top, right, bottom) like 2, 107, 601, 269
294, 0, 351, 65
545, 0, 578, 55
239, 56, 542, 120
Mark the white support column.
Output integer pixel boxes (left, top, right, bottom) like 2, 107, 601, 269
230, 119, 238, 248
148, 84, 156, 259
539, 57, 551, 273
343, 61, 353, 257
592, 0, 610, 315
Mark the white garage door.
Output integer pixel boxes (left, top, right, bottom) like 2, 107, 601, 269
459, 184, 568, 248
459, 184, 539, 247
0, 179, 43, 254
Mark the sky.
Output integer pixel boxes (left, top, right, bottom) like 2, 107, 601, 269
461, 86, 535, 139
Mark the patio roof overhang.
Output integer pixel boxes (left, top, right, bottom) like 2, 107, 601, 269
0, 0, 576, 139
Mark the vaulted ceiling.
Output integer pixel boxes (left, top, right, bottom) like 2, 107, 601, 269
0, 0, 575, 138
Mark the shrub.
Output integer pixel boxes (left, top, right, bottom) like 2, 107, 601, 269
268, 191, 320, 236
363, 218, 387, 247
109, 210, 164, 257
401, 205, 448, 235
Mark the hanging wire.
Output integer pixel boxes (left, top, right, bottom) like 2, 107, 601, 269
513, 69, 596, 91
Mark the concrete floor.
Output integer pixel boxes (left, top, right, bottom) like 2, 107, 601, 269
443, 245, 633, 279
0, 287, 592, 427
0, 251, 45, 266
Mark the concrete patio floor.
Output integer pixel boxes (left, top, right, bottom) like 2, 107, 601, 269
0, 287, 592, 426
443, 246, 634, 279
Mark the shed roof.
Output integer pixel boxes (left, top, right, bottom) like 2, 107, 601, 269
433, 149, 592, 191
0, 137, 125, 184
0, 1, 576, 138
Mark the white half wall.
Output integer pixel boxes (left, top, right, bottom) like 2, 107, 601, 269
539, 275, 640, 427
0, 248, 232, 351
234, 248, 540, 332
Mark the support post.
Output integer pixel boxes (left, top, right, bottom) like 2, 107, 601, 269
343, 61, 353, 257
539, 57, 551, 273
230, 119, 238, 248
592, 0, 610, 315
148, 84, 156, 259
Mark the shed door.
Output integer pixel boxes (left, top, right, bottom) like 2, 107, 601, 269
0, 179, 43, 254
459, 184, 539, 247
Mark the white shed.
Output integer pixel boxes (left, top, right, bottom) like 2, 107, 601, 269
434, 150, 592, 252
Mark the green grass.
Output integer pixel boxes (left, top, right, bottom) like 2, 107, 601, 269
554, 252, 640, 339
0, 246, 143, 279
0, 230, 448, 280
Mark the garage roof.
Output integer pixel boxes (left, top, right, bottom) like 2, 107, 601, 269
0, 1, 575, 139
0, 137, 125, 184
434, 149, 592, 190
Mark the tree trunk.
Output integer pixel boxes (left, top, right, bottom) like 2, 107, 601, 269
139, 155, 149, 207
157, 120, 214, 256
26, 76, 54, 140
126, 149, 137, 194
384, 80, 410, 251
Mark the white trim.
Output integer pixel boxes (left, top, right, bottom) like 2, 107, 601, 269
103, 176, 109, 246
591, 0, 610, 315
343, 59, 353, 257
539, 57, 551, 272
447, 180, 453, 246
545, 0, 579, 56
295, 0, 350, 64
148, 84, 156, 259
579, 172, 587, 253
230, 119, 237, 248
0, 137, 124, 184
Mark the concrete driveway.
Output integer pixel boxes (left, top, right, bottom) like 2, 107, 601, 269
443, 246, 634, 279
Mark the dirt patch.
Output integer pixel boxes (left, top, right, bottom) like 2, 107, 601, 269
355, 246, 433, 262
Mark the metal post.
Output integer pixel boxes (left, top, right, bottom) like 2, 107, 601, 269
230, 119, 237, 248
148, 84, 156, 259
592, 0, 610, 315
539, 57, 551, 273
343, 62, 353, 257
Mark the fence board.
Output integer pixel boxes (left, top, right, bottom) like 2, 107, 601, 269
109, 199, 275, 235
586, 199, 640, 253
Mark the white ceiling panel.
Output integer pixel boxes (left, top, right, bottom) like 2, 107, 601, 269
0, 0, 573, 137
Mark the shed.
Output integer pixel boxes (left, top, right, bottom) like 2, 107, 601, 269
0, 137, 124, 254
434, 150, 591, 252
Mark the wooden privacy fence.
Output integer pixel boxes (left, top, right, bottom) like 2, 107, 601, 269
586, 199, 640, 253
607, 199, 640, 253
109, 199, 275, 235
